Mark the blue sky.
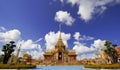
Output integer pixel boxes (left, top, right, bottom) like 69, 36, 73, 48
0, 0, 120, 59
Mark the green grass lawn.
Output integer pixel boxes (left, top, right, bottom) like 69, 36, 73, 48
84, 64, 120, 69
0, 64, 36, 69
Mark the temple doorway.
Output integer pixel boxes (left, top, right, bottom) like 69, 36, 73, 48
58, 52, 62, 61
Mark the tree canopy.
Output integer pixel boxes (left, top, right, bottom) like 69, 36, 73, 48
104, 41, 118, 63
2, 41, 16, 64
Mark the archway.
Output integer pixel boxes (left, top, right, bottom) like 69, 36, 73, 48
58, 52, 62, 61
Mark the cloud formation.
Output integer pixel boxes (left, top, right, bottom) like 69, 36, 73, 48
0, 29, 21, 44
73, 32, 106, 59
0, 26, 7, 32
60, 0, 120, 22
73, 32, 80, 40
35, 38, 43, 43
77, 53, 97, 60
73, 32, 94, 41
17, 39, 44, 59
73, 32, 96, 54
73, 39, 106, 59
91, 39, 106, 49
17, 40, 40, 49
27, 50, 44, 59
55, 10, 75, 26
0, 27, 44, 59
73, 41, 97, 54
45, 31, 71, 50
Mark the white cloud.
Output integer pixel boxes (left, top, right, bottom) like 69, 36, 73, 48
73, 32, 96, 54
91, 39, 106, 49
72, 32, 107, 60
116, 0, 120, 3
60, 0, 64, 3
26, 47, 44, 59
73, 32, 94, 41
0, 50, 4, 55
17, 40, 39, 49
77, 53, 97, 60
45, 31, 71, 50
55, 10, 75, 26
80, 35, 94, 41
35, 38, 42, 43
17, 39, 44, 59
73, 39, 106, 59
77, 0, 95, 21
0, 29, 21, 44
73, 32, 80, 40
0, 27, 44, 59
60, 0, 120, 22
0, 26, 7, 32
73, 39, 106, 57
67, 0, 79, 6
73, 41, 98, 60
73, 41, 97, 54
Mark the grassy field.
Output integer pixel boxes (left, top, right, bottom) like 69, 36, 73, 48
84, 64, 120, 69
0, 64, 36, 69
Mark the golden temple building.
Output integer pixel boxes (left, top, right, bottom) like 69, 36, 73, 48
44, 32, 77, 63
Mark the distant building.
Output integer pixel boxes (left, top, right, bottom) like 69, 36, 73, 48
44, 32, 77, 63
98, 46, 111, 64
115, 46, 120, 62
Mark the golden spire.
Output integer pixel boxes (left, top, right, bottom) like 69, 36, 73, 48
55, 24, 65, 47
59, 24, 62, 32
59, 31, 62, 40
59, 24, 62, 40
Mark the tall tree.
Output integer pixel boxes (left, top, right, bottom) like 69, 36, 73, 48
112, 44, 117, 48
0, 55, 4, 63
104, 41, 118, 64
2, 41, 16, 64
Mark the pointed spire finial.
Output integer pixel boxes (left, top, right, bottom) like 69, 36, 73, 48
59, 31, 62, 40
59, 24, 62, 32
59, 24, 62, 40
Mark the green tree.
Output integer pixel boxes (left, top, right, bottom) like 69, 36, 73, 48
0, 55, 4, 63
18, 57, 22, 64
2, 41, 16, 64
7, 54, 16, 64
112, 44, 117, 48
104, 41, 118, 64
